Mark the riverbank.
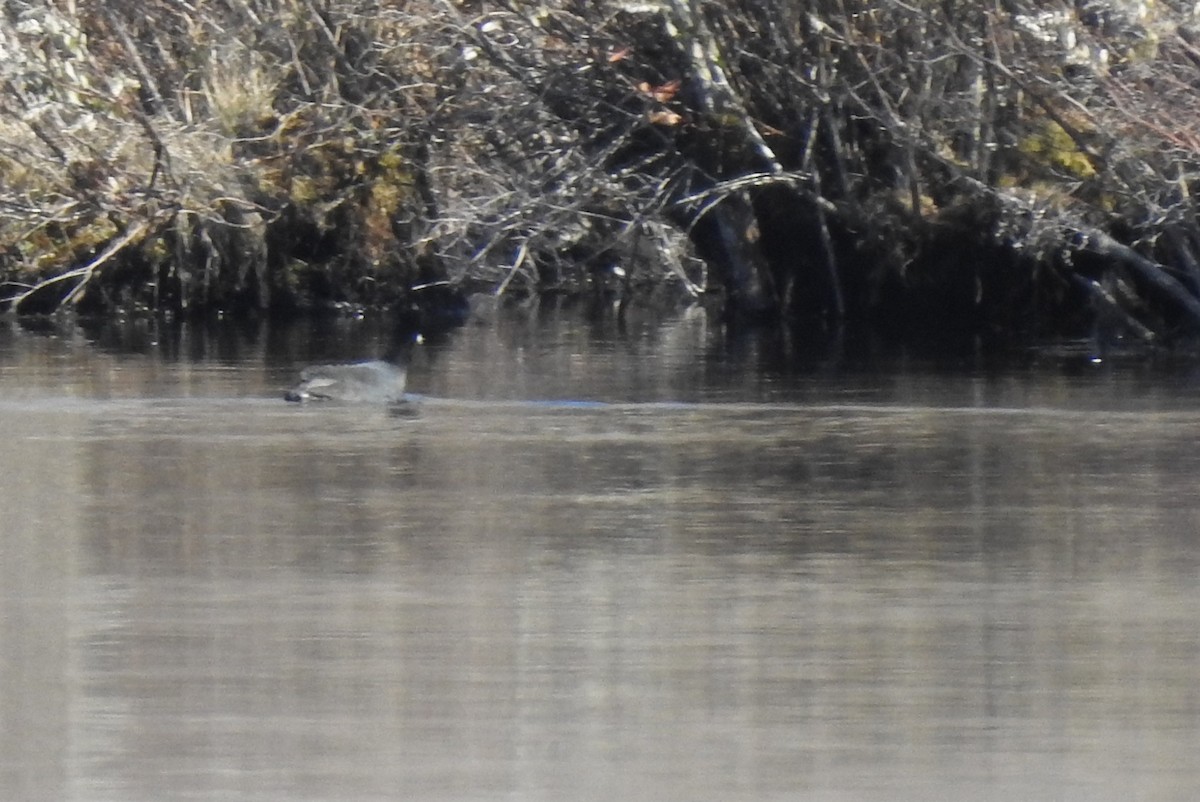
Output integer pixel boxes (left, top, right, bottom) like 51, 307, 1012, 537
4, 1, 1200, 349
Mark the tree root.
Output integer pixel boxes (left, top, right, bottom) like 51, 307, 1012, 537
8, 221, 151, 315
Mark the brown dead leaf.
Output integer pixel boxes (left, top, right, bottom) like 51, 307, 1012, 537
638, 78, 681, 103
647, 110, 684, 126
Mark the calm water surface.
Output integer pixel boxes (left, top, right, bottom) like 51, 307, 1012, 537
2, 310, 1200, 801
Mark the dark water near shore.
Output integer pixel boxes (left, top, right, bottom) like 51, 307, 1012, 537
2, 308, 1200, 800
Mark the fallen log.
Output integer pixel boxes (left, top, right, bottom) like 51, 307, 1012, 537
1077, 228, 1200, 331
10, 221, 150, 315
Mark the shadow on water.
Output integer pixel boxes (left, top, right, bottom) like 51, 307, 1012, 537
4, 306, 1200, 801
7, 298, 1200, 403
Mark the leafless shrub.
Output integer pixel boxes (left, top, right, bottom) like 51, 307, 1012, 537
4, 0, 1200, 339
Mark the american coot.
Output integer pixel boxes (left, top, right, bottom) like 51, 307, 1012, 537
284, 285, 466, 404
284, 359, 408, 403
285, 322, 421, 404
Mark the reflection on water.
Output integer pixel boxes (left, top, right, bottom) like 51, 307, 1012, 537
3, 311, 1200, 800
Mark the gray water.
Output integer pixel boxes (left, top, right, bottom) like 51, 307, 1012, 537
2, 309, 1200, 801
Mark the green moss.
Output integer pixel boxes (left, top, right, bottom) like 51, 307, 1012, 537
289, 175, 319, 204
143, 234, 172, 263
369, 181, 405, 216
378, 148, 405, 172
16, 218, 120, 278
1018, 121, 1096, 179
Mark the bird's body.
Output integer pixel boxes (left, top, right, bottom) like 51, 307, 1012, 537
284, 359, 408, 404
283, 289, 464, 404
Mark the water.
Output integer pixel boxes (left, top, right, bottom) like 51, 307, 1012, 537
2, 309, 1200, 800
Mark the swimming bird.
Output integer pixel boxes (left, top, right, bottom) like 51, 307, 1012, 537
284, 285, 468, 404
284, 358, 409, 403
285, 317, 422, 404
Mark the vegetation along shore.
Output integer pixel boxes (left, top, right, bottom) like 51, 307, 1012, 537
4, 0, 1200, 348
